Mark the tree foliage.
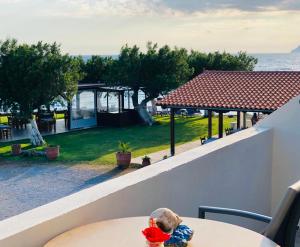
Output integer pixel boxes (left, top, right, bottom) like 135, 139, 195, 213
81, 43, 257, 108
80, 55, 114, 84
188, 51, 257, 78
0, 39, 83, 119
0, 39, 258, 118
108, 43, 193, 107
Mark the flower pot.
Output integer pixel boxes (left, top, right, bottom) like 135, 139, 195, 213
45, 146, 60, 160
11, 144, 22, 156
116, 152, 131, 169
142, 158, 151, 167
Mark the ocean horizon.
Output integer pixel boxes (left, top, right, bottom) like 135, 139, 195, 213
80, 53, 300, 71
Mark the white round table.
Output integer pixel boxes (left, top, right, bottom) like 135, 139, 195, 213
44, 217, 279, 247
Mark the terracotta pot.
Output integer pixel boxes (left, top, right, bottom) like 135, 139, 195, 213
116, 152, 131, 169
142, 158, 151, 167
11, 144, 22, 156
45, 146, 60, 160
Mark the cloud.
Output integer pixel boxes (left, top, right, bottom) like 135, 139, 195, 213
159, 0, 300, 12
2, 0, 299, 19
58, 0, 300, 15
48, 0, 300, 18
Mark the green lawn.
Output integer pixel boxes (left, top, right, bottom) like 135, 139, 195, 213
0, 116, 236, 165
0, 116, 8, 124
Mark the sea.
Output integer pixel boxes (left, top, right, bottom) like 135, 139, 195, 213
253, 53, 300, 71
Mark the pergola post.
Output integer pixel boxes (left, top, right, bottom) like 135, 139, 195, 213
106, 92, 109, 112
127, 90, 130, 109
76, 93, 80, 111
208, 110, 212, 139
94, 90, 98, 111
118, 93, 121, 113
170, 108, 175, 156
218, 111, 223, 138
67, 102, 71, 130
121, 91, 125, 111
237, 111, 241, 129
243, 111, 247, 129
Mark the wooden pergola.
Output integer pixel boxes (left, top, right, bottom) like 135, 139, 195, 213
157, 70, 300, 156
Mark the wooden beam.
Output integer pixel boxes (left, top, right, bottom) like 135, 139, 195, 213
94, 90, 97, 112
127, 90, 130, 109
218, 111, 223, 138
170, 108, 175, 156
118, 93, 121, 113
121, 92, 125, 111
237, 111, 241, 129
67, 102, 71, 130
243, 111, 247, 128
208, 110, 212, 138
106, 92, 109, 112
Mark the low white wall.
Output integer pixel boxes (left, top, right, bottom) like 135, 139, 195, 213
0, 128, 273, 247
258, 95, 300, 212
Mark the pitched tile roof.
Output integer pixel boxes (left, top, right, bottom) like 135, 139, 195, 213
157, 70, 300, 112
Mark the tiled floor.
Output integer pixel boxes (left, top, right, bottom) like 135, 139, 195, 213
0, 119, 68, 142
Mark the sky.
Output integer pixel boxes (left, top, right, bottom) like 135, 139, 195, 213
0, 0, 299, 54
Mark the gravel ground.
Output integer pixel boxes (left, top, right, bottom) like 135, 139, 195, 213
0, 160, 135, 221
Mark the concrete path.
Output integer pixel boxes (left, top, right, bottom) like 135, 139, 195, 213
132, 139, 202, 164
0, 161, 135, 221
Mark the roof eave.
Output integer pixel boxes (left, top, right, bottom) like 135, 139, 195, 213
157, 104, 274, 113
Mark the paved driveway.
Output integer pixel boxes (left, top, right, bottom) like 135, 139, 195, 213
0, 161, 134, 221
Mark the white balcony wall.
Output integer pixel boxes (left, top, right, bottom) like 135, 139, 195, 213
257, 95, 300, 213
0, 128, 272, 247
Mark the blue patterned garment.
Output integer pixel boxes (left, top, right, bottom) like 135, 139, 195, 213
164, 225, 194, 247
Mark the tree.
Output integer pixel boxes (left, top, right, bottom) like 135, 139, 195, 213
80, 55, 114, 84
0, 39, 83, 146
110, 44, 143, 107
188, 51, 257, 78
107, 43, 192, 124
140, 43, 193, 106
110, 43, 192, 105
72, 43, 257, 125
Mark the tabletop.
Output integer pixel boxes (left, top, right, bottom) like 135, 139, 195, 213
44, 217, 278, 247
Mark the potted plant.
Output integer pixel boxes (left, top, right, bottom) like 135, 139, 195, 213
142, 155, 151, 166
11, 143, 22, 156
116, 141, 131, 169
45, 144, 60, 160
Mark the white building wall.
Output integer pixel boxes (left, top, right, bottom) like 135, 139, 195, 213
257, 95, 300, 212
0, 128, 272, 247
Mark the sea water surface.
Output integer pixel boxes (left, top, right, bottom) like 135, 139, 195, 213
253, 53, 300, 71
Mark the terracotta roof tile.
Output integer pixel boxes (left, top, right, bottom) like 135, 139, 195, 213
157, 71, 300, 111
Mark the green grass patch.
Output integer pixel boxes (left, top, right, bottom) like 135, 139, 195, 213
0, 116, 8, 124
55, 113, 65, 119
0, 116, 236, 165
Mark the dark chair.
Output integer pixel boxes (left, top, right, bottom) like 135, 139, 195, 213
225, 127, 234, 136
64, 110, 69, 128
225, 128, 230, 136
0, 126, 12, 140
200, 137, 207, 145
198, 180, 300, 247
37, 112, 56, 132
